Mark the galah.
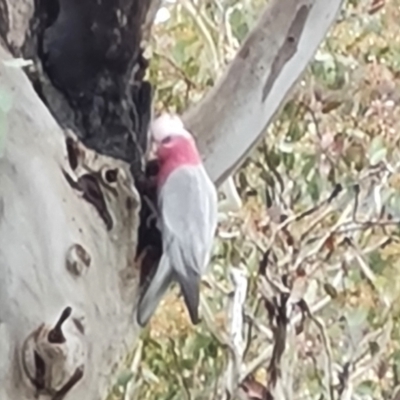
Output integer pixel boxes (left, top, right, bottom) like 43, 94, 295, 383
137, 113, 218, 326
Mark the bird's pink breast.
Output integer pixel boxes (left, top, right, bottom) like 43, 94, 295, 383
157, 137, 201, 187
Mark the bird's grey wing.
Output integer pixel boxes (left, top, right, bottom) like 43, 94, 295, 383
159, 165, 218, 323
136, 255, 173, 326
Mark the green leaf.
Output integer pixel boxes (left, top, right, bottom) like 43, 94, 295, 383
282, 153, 295, 170
357, 380, 376, 396
260, 170, 275, 187
301, 155, 317, 180
345, 308, 368, 329
287, 123, 303, 141
230, 9, 249, 42
368, 136, 387, 165
307, 173, 321, 202
267, 150, 281, 168
368, 250, 386, 274
323, 283, 338, 298
171, 40, 186, 64
180, 358, 194, 371
392, 349, 400, 371
116, 370, 133, 388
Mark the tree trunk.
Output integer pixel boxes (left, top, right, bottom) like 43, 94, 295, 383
0, 48, 140, 399
0, 1, 156, 399
0, 0, 343, 399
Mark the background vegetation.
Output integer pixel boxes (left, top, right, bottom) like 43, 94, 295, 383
109, 0, 400, 398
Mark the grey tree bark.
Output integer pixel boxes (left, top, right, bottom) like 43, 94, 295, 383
184, 0, 344, 186
0, 0, 343, 399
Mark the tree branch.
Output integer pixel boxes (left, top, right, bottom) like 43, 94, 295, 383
183, 0, 344, 186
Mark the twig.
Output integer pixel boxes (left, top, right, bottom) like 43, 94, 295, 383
125, 341, 144, 400
180, 0, 221, 76
302, 301, 335, 400
293, 200, 354, 269
186, 0, 220, 33
153, 51, 199, 88
240, 269, 345, 381
168, 338, 192, 400
219, 177, 243, 213
200, 295, 231, 346
348, 318, 393, 385
334, 219, 400, 234
348, 239, 391, 308
224, 267, 248, 397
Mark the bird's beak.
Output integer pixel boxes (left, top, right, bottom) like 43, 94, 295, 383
148, 137, 158, 159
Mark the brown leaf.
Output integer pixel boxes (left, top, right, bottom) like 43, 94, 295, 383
324, 283, 338, 298
288, 274, 308, 305
321, 99, 342, 113
267, 204, 284, 224
282, 227, 295, 247
324, 235, 335, 252
332, 133, 345, 156
376, 359, 389, 379
368, 0, 385, 14
240, 376, 272, 400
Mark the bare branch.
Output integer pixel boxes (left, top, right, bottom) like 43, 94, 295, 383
225, 267, 248, 397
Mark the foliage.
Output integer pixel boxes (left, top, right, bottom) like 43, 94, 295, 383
111, 0, 400, 399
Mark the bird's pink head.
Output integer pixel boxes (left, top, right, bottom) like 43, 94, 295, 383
151, 113, 202, 186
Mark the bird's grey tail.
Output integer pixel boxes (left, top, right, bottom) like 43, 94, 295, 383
136, 257, 172, 327
176, 270, 201, 325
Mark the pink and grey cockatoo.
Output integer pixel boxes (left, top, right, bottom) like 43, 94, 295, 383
137, 113, 218, 326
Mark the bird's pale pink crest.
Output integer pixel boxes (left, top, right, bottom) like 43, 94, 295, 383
151, 113, 189, 141
151, 113, 201, 186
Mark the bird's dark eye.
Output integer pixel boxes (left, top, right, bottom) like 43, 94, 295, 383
161, 136, 172, 144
